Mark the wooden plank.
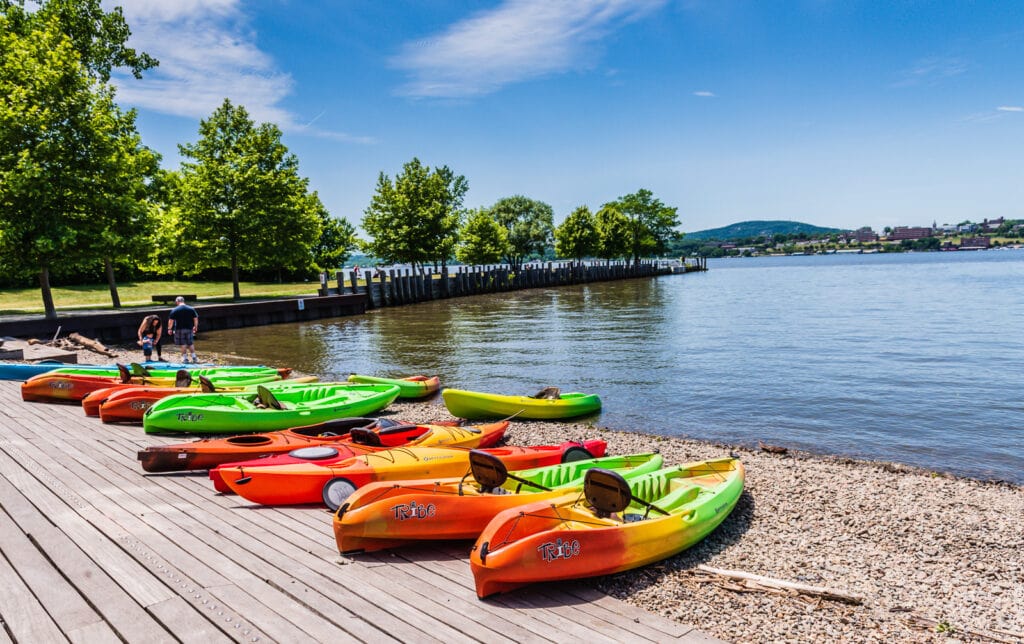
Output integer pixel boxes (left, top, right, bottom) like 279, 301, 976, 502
82, 449, 423, 642
0, 445, 257, 642
0, 382, 716, 643
559, 584, 698, 639
146, 597, 233, 644
362, 550, 556, 644
0, 537, 68, 643
0, 475, 174, 643
6, 415, 424, 643
0, 440, 338, 643
0, 490, 119, 643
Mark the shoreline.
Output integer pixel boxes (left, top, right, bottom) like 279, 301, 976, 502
27, 345, 1024, 642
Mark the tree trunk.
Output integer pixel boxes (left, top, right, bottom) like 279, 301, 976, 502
231, 253, 241, 299
39, 266, 57, 320
104, 257, 121, 308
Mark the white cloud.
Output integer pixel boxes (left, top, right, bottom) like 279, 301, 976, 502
894, 56, 968, 87
393, 0, 666, 98
110, 0, 371, 143
997, 105, 1023, 112
693, 90, 715, 97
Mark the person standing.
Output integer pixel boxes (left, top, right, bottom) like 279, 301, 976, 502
136, 314, 164, 361
167, 296, 199, 363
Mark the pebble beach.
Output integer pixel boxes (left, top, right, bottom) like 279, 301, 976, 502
55, 344, 1024, 643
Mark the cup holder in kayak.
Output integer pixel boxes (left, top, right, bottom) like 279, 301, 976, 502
289, 446, 340, 460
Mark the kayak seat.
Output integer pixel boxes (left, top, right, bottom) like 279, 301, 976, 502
532, 386, 561, 400
256, 385, 286, 410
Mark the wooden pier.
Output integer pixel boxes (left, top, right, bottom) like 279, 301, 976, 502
321, 260, 695, 309
0, 381, 719, 643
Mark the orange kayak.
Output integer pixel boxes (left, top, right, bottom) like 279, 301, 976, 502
333, 451, 663, 555
469, 458, 745, 598
137, 417, 501, 473
218, 439, 607, 509
207, 420, 510, 493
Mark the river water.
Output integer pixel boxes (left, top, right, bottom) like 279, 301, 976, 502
201, 251, 1024, 483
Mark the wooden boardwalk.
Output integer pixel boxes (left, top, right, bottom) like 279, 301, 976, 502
0, 381, 720, 643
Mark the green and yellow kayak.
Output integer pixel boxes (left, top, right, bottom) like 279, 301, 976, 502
441, 387, 601, 420
470, 457, 745, 598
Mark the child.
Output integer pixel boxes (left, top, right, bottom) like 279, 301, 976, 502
137, 314, 163, 361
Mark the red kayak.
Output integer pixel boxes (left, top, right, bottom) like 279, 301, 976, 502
207, 420, 509, 492
217, 439, 607, 508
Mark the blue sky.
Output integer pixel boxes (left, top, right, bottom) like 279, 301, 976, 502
112, 1, 1024, 234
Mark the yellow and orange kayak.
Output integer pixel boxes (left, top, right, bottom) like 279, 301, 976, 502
205, 420, 510, 492
347, 374, 441, 399
138, 417, 462, 473
219, 439, 607, 509
469, 457, 744, 598
333, 452, 663, 555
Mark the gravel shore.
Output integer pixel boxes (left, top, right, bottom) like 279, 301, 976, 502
54, 345, 1024, 643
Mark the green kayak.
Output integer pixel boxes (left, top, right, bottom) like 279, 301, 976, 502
441, 387, 602, 420
51, 364, 286, 387
143, 383, 401, 434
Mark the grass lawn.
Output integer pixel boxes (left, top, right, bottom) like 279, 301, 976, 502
0, 280, 322, 315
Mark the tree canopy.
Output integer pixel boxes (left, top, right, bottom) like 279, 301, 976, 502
1, 0, 157, 81
594, 205, 631, 260
312, 200, 358, 270
0, 8, 156, 317
554, 206, 599, 262
456, 208, 509, 265
600, 189, 681, 264
488, 195, 554, 271
175, 99, 323, 298
361, 158, 467, 273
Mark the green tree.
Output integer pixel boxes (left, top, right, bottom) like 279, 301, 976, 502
0, 1, 158, 318
2, 0, 157, 81
487, 195, 554, 271
312, 201, 358, 270
362, 158, 467, 279
94, 118, 161, 308
594, 205, 630, 260
457, 208, 508, 265
554, 205, 599, 262
0, 15, 151, 318
176, 99, 322, 298
601, 189, 681, 265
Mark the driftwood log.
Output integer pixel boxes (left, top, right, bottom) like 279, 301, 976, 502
696, 565, 865, 604
68, 332, 118, 358
758, 442, 788, 454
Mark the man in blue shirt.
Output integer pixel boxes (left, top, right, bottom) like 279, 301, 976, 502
167, 296, 199, 363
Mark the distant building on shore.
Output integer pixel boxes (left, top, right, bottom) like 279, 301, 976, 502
852, 227, 878, 242
889, 226, 934, 241
959, 236, 991, 249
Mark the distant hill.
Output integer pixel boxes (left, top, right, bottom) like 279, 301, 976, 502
685, 220, 845, 241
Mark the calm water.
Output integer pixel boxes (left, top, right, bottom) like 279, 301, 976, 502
201, 251, 1024, 483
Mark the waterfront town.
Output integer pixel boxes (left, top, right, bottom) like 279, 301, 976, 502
697, 217, 1024, 257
